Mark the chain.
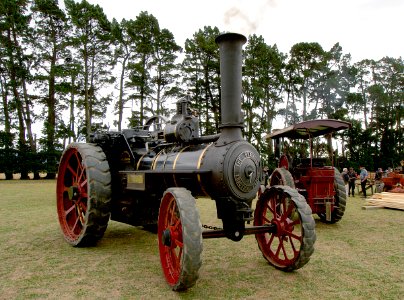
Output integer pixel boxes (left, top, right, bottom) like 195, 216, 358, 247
202, 224, 222, 230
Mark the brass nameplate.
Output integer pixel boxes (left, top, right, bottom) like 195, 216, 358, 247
127, 173, 145, 190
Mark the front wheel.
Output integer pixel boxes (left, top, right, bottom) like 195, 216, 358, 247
269, 168, 295, 188
158, 188, 202, 291
56, 143, 111, 246
254, 185, 316, 271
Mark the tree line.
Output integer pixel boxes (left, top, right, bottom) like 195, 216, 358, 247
0, 0, 403, 179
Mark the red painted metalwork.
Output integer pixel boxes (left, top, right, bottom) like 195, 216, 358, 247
267, 119, 350, 223
297, 167, 335, 214
279, 154, 290, 170
382, 172, 404, 191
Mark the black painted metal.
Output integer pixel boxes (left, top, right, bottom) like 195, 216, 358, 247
202, 224, 277, 239
88, 33, 262, 241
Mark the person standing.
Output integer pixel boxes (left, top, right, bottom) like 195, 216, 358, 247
341, 167, 349, 197
348, 167, 357, 197
360, 166, 369, 198
374, 167, 384, 193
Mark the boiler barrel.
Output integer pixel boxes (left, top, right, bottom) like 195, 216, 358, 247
135, 144, 212, 197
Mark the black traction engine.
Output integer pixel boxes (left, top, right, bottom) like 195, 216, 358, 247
56, 33, 316, 291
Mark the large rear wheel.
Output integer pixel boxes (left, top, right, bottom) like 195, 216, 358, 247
317, 168, 347, 223
254, 185, 316, 271
158, 188, 202, 291
56, 143, 111, 246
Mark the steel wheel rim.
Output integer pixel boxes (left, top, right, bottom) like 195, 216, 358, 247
255, 190, 303, 267
271, 171, 285, 185
158, 193, 183, 286
269, 168, 295, 188
56, 147, 88, 242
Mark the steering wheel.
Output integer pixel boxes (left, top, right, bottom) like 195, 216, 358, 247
143, 115, 168, 131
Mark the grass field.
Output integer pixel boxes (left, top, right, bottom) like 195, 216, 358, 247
0, 180, 403, 299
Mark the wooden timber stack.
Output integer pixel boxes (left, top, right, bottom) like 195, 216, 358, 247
363, 192, 404, 210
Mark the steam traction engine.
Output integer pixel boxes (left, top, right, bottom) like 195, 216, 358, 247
56, 33, 316, 291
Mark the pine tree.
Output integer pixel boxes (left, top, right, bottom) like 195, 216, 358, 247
182, 26, 221, 135
64, 0, 113, 140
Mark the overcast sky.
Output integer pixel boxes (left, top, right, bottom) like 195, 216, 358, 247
85, 0, 403, 62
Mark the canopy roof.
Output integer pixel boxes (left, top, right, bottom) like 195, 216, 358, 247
267, 119, 351, 140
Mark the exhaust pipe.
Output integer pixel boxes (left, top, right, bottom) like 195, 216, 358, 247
215, 33, 247, 143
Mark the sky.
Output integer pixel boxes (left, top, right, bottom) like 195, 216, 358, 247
85, 0, 403, 62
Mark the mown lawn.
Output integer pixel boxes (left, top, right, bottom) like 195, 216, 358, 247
0, 180, 403, 299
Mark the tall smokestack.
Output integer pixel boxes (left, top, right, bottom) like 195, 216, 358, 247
215, 33, 247, 136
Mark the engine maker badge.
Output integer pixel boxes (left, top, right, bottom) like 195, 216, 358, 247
233, 150, 260, 192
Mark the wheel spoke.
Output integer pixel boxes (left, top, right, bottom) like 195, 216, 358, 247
283, 201, 295, 220
263, 215, 271, 224
174, 238, 183, 248
71, 213, 80, 232
172, 247, 183, 266
173, 218, 181, 231
280, 240, 288, 259
77, 163, 85, 184
79, 178, 87, 188
267, 198, 276, 215
286, 230, 302, 243
278, 194, 288, 220
67, 164, 77, 179
275, 238, 283, 257
78, 200, 87, 215
76, 203, 85, 225
64, 203, 76, 217
266, 232, 275, 246
287, 234, 299, 254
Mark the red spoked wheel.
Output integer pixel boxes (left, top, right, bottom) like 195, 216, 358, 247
158, 188, 202, 291
269, 167, 295, 188
254, 185, 316, 271
56, 143, 111, 246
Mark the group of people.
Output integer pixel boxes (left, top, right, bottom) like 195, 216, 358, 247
341, 167, 362, 197
341, 166, 385, 198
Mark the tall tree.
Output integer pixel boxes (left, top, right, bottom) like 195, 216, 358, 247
182, 26, 221, 135
151, 28, 182, 117
243, 34, 286, 158
111, 18, 136, 131
64, 0, 113, 140
31, 0, 69, 154
127, 11, 159, 126
351, 59, 374, 129
282, 60, 302, 126
0, 74, 11, 135
0, 0, 35, 151
312, 43, 351, 119
289, 42, 325, 121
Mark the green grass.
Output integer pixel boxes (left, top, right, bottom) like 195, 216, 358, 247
0, 180, 403, 299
